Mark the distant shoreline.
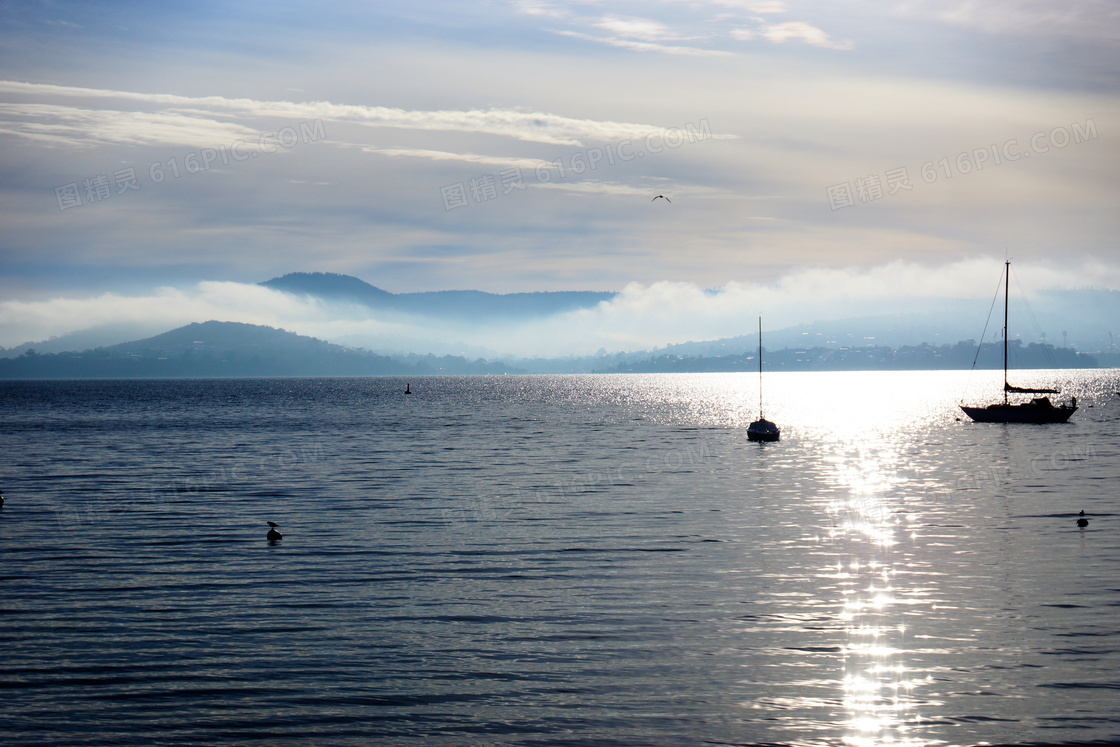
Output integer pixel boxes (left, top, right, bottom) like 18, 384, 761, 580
0, 320, 1102, 379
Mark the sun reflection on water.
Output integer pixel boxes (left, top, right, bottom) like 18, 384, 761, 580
824, 447, 932, 746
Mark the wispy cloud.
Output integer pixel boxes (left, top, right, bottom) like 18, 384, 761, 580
594, 15, 677, 42
760, 21, 854, 49
512, 0, 569, 19
0, 81, 692, 147
536, 181, 733, 199
0, 102, 262, 149
557, 30, 731, 56
359, 145, 548, 170
510, 1, 852, 54
536, 181, 664, 197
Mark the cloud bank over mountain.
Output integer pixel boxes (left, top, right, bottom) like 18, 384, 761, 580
4, 257, 1117, 359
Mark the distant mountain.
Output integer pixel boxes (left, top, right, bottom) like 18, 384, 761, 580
0, 321, 522, 379
259, 273, 396, 306
102, 320, 378, 361
260, 272, 616, 319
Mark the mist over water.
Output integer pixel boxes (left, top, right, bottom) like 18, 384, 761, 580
2, 371, 1118, 745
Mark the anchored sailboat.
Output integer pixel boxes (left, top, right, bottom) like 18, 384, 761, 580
747, 317, 780, 442
960, 260, 1077, 424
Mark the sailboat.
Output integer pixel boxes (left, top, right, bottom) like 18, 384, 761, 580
747, 317, 781, 442
960, 260, 1077, 423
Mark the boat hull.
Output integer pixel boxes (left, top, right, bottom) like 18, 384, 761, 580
960, 403, 1076, 424
747, 419, 781, 441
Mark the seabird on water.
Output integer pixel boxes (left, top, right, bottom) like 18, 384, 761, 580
1077, 510, 1089, 528
267, 521, 283, 541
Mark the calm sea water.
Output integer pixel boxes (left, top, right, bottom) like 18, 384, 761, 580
2, 371, 1119, 746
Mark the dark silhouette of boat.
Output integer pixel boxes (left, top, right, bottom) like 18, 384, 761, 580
747, 317, 780, 442
960, 261, 1077, 424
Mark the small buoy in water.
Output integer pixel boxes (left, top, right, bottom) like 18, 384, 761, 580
267, 521, 283, 541
405, 383, 412, 394
1077, 510, 1089, 528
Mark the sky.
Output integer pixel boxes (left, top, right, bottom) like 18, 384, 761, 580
1, 1, 1118, 355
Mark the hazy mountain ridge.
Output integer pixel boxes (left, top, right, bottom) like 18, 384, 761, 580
0, 323, 171, 359
259, 272, 616, 319
597, 339, 1097, 374
0, 321, 522, 379
0, 321, 1102, 379
5, 274, 1119, 365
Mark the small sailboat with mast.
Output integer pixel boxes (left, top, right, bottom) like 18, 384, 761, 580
747, 316, 780, 442
960, 260, 1077, 423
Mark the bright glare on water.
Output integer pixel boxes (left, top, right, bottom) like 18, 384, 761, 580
2, 371, 1118, 746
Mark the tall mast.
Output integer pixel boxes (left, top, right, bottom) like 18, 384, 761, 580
1003, 259, 1009, 404
758, 316, 764, 418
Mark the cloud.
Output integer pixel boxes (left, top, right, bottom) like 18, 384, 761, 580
0, 102, 263, 149
359, 145, 548, 170
761, 21, 854, 49
508, 1, 852, 54
557, 30, 730, 56
536, 181, 731, 198
512, 1, 569, 19
484, 256, 1120, 354
0, 81, 696, 148
594, 15, 676, 42
0, 283, 331, 349
536, 180, 664, 197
